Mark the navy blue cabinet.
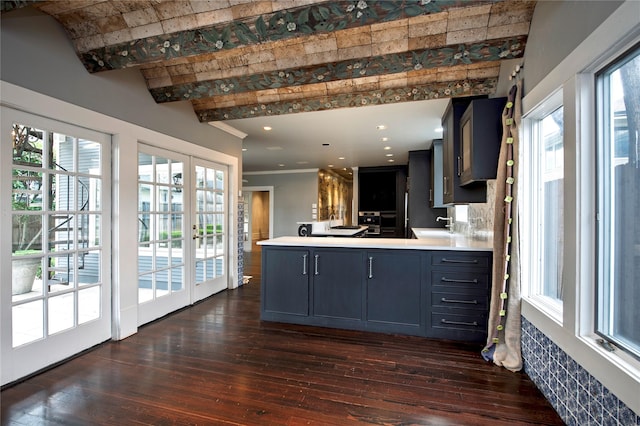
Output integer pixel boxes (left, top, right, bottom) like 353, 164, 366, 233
427, 251, 492, 343
459, 97, 506, 185
441, 99, 487, 204
261, 247, 310, 317
261, 246, 492, 343
312, 249, 364, 322
365, 250, 423, 335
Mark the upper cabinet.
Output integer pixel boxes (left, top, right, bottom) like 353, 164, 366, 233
441, 99, 487, 205
407, 150, 446, 231
429, 139, 445, 208
459, 97, 506, 185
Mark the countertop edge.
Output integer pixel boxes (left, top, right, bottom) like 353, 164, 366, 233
257, 236, 493, 252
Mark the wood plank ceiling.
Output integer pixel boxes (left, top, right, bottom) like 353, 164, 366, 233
3, 0, 535, 122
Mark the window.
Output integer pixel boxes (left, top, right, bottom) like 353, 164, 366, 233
596, 44, 640, 359
522, 93, 564, 317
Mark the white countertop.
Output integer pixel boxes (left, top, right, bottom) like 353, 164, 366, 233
258, 228, 493, 251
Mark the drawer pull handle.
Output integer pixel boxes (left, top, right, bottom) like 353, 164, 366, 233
368, 256, 374, 279
441, 319, 478, 327
314, 254, 319, 275
441, 258, 478, 264
441, 277, 478, 284
302, 254, 308, 275
441, 297, 478, 305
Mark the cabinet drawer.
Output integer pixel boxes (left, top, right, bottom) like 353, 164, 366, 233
430, 310, 488, 333
431, 270, 489, 291
431, 252, 490, 268
431, 290, 488, 311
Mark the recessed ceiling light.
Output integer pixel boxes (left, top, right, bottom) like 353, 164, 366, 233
388, 159, 395, 163
278, 163, 285, 167
384, 146, 391, 150
338, 156, 345, 160
381, 137, 388, 142
385, 153, 394, 157
376, 125, 386, 130
296, 161, 309, 165
328, 164, 334, 167
263, 126, 272, 131
434, 126, 443, 132
242, 148, 247, 151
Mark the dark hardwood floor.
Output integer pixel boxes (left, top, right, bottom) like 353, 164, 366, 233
1, 249, 563, 425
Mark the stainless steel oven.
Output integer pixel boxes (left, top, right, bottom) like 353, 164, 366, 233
358, 211, 381, 236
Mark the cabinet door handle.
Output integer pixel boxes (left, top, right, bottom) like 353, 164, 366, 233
441, 319, 478, 327
441, 258, 478, 264
368, 256, 373, 279
441, 297, 478, 305
457, 156, 461, 176
441, 277, 478, 284
443, 176, 448, 195
314, 254, 319, 275
302, 254, 308, 275
429, 188, 433, 202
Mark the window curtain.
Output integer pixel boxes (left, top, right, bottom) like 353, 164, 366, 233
482, 80, 522, 372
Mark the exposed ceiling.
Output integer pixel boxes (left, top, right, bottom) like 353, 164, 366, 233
2, 0, 535, 173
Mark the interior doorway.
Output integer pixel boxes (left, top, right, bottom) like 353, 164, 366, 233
242, 186, 274, 252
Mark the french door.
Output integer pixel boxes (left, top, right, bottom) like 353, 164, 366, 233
192, 158, 228, 301
1, 108, 111, 385
137, 147, 229, 325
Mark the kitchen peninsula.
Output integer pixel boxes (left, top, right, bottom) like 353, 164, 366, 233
259, 231, 493, 343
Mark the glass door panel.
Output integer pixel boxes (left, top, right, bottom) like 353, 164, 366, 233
136, 145, 188, 325
192, 160, 228, 301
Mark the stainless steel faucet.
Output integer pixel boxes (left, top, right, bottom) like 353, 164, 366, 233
436, 216, 454, 233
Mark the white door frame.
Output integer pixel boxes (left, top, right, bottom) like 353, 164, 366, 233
242, 186, 274, 250
1, 107, 112, 385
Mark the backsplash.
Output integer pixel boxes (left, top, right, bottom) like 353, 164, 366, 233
449, 179, 496, 237
522, 317, 639, 426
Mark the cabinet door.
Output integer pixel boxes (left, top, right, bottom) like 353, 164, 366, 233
312, 249, 364, 320
366, 250, 422, 330
441, 99, 487, 204
262, 248, 310, 316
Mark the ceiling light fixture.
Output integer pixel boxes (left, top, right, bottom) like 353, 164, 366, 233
338, 156, 345, 160
385, 153, 394, 157
242, 148, 247, 151
328, 164, 334, 168
388, 159, 395, 163
376, 125, 386, 130
384, 146, 391, 150
263, 126, 272, 131
381, 137, 388, 142
278, 163, 285, 167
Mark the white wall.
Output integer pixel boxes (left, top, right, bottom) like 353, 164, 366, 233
523, 0, 624, 94
243, 170, 319, 237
